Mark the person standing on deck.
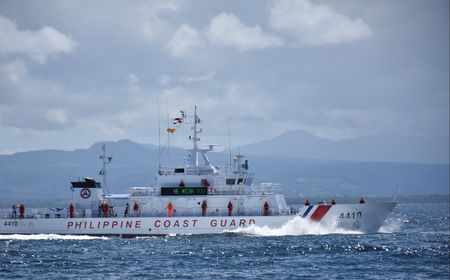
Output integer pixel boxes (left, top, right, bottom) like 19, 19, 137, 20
133, 202, 140, 217
263, 201, 269, 216
18, 204, 25, 219
166, 202, 174, 217
103, 202, 109, 218
11, 204, 17, 219
201, 200, 207, 216
69, 203, 74, 218
124, 203, 129, 217
227, 201, 233, 216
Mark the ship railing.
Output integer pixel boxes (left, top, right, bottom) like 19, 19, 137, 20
0, 206, 291, 219
210, 188, 253, 195
158, 165, 216, 176
4, 208, 121, 219
217, 168, 255, 178
134, 207, 289, 218
130, 187, 156, 196
0, 209, 16, 219
0, 209, 55, 219
158, 166, 176, 175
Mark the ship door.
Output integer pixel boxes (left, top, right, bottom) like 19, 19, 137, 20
238, 197, 244, 215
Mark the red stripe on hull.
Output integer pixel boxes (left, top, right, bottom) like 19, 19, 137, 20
310, 205, 332, 222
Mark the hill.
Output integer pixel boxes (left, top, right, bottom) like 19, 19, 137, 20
237, 130, 449, 164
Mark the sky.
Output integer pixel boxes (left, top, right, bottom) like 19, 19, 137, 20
0, 0, 448, 154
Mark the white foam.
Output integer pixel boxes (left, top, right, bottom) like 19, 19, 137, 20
227, 216, 362, 236
0, 234, 109, 240
378, 217, 402, 234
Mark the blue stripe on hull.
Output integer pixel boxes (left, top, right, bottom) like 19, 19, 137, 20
302, 206, 313, 218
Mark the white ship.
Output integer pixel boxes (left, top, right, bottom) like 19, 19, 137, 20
0, 107, 395, 236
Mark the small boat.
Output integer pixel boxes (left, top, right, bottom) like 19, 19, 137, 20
0, 107, 395, 236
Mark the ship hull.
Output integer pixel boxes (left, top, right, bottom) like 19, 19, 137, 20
0, 202, 395, 236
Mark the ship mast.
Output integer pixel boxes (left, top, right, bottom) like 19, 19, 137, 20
174, 106, 212, 167
99, 144, 112, 196
191, 106, 201, 166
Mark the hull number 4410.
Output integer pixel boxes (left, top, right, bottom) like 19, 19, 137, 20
4, 220, 18, 226
339, 212, 362, 219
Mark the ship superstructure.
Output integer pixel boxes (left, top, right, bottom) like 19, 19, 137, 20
129, 107, 289, 219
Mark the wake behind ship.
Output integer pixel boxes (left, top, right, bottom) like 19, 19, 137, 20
0, 107, 396, 236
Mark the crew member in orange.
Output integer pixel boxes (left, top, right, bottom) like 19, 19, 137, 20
201, 200, 207, 216
133, 202, 140, 217
18, 204, 25, 219
69, 203, 75, 218
167, 202, 174, 217
263, 201, 269, 216
359, 197, 365, 204
103, 202, 109, 217
304, 200, 310, 206
227, 201, 233, 216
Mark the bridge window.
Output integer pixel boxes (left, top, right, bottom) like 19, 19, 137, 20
226, 178, 236, 185
237, 178, 244, 185
174, 168, 184, 173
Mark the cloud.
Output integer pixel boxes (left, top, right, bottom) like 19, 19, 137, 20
0, 1, 447, 155
0, 60, 72, 131
159, 72, 215, 86
44, 109, 70, 125
140, 1, 180, 42
159, 75, 171, 86
141, 18, 172, 43
207, 12, 284, 50
0, 59, 27, 84
179, 71, 215, 83
268, 0, 372, 45
127, 73, 140, 91
1, 107, 70, 131
166, 2, 371, 56
0, 58, 152, 136
0, 16, 77, 63
166, 24, 204, 57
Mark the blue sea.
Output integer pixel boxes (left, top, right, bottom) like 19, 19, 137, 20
1, 203, 448, 279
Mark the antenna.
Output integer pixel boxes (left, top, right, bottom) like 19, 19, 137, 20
174, 106, 205, 166
191, 105, 202, 166
157, 97, 161, 168
227, 119, 232, 169
166, 98, 170, 164
99, 143, 112, 196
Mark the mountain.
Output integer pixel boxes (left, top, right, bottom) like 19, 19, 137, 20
237, 130, 449, 164
0, 139, 448, 207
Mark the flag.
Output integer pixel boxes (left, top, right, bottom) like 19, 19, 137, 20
167, 127, 176, 134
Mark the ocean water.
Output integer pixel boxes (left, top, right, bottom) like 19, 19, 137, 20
0, 203, 448, 279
